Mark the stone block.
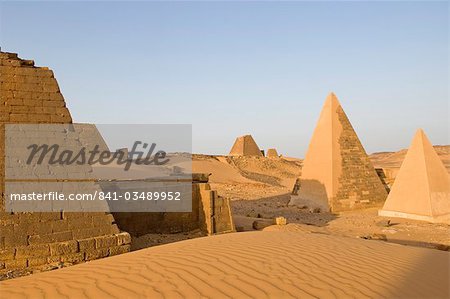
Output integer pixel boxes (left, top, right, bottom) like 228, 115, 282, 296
95, 235, 117, 249
116, 232, 131, 246
274, 217, 287, 225
84, 248, 109, 261
28, 256, 48, 267
60, 252, 84, 264
3, 235, 28, 248
16, 244, 50, 258
28, 231, 73, 245
109, 245, 131, 256
49, 240, 78, 256
0, 248, 15, 261
5, 259, 27, 270
78, 238, 96, 251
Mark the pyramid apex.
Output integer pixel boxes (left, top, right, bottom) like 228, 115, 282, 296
325, 92, 341, 108
415, 128, 426, 136
411, 128, 431, 146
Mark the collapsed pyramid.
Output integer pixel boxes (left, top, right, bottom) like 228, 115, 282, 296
379, 129, 450, 224
0, 51, 130, 277
229, 135, 263, 157
290, 93, 387, 212
267, 148, 279, 158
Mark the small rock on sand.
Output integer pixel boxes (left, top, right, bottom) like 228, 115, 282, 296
360, 234, 387, 241
274, 217, 287, 225
376, 219, 391, 227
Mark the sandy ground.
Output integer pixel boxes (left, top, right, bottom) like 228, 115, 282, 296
232, 196, 450, 250
1, 230, 448, 299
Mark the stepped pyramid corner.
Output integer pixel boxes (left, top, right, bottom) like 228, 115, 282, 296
379, 129, 450, 224
229, 134, 263, 157
290, 93, 387, 212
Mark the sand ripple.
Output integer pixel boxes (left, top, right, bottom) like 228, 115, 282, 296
0, 231, 448, 299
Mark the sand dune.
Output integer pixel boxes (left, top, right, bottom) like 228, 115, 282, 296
1, 231, 448, 299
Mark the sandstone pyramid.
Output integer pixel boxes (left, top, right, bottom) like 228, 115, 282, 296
379, 129, 450, 223
290, 93, 387, 212
267, 148, 279, 158
0, 51, 130, 277
229, 135, 263, 157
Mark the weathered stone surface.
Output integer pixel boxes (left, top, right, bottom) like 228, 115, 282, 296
274, 217, 287, 225
78, 238, 95, 252
0, 51, 129, 279
113, 181, 235, 237
95, 235, 117, 249
16, 244, 50, 258
266, 148, 279, 158
49, 240, 78, 256
84, 248, 109, 261
116, 232, 131, 246
229, 135, 263, 157
109, 245, 131, 256
290, 93, 387, 212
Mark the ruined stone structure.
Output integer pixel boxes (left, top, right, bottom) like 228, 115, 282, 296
0, 51, 235, 279
379, 129, 450, 224
0, 51, 130, 278
229, 135, 263, 157
266, 148, 279, 158
112, 174, 235, 236
290, 93, 387, 212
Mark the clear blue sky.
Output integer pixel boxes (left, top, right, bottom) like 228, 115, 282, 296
1, 1, 448, 157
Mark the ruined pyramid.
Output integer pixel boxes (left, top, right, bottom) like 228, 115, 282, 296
0, 51, 130, 277
267, 148, 279, 158
229, 135, 263, 157
290, 93, 387, 212
379, 129, 450, 224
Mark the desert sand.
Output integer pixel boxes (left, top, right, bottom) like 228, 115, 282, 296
1, 230, 449, 299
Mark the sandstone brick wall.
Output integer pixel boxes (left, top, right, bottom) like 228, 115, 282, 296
0, 51, 130, 279
331, 106, 388, 211
0, 52, 72, 124
112, 176, 235, 237
199, 184, 235, 235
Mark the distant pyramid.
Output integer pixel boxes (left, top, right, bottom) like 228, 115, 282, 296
229, 135, 263, 157
267, 148, 279, 158
290, 93, 387, 211
379, 129, 450, 224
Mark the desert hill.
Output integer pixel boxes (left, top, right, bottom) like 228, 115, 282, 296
192, 154, 302, 201
369, 145, 450, 172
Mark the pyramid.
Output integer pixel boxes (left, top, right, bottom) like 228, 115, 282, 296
290, 93, 387, 212
267, 148, 279, 158
379, 129, 450, 224
0, 51, 130, 277
229, 135, 263, 157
